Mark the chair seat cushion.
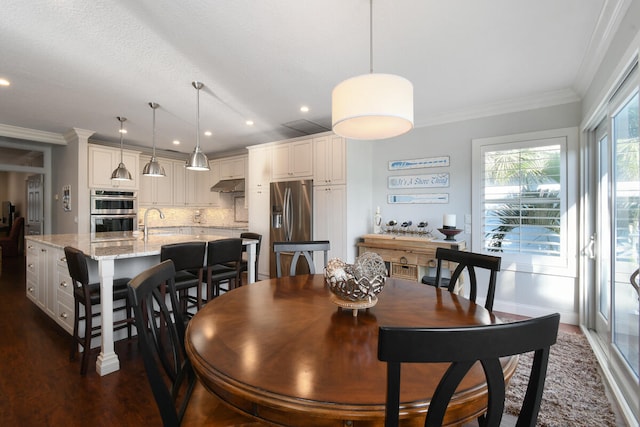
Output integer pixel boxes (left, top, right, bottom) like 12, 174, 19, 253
208, 264, 237, 281
421, 276, 450, 287
174, 270, 200, 291
74, 277, 131, 304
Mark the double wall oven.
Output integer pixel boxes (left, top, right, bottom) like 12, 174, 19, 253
90, 189, 138, 233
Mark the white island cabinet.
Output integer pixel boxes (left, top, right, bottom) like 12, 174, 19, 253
25, 232, 259, 376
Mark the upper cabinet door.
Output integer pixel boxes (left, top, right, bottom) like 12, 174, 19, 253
138, 156, 174, 206
218, 155, 247, 180
88, 145, 139, 190
313, 135, 345, 185
271, 139, 313, 181
248, 145, 272, 189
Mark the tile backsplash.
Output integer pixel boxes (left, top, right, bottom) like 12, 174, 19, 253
138, 207, 246, 228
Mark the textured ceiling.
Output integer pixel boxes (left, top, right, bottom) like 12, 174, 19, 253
0, 0, 627, 156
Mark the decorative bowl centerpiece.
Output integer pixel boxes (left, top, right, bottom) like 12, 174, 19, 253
325, 252, 387, 317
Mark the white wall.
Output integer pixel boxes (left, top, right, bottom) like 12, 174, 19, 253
370, 102, 582, 322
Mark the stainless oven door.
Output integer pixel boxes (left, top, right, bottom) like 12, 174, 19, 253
91, 197, 137, 215
90, 215, 137, 233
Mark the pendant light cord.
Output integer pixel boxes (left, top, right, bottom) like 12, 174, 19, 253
152, 104, 157, 157
119, 118, 125, 163
369, 0, 373, 74
195, 85, 201, 150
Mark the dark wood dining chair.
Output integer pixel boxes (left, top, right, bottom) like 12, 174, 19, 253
273, 240, 330, 278
0, 216, 24, 257
236, 232, 262, 286
64, 246, 133, 375
205, 238, 243, 298
422, 247, 501, 312
160, 241, 206, 318
127, 260, 266, 427
378, 313, 560, 427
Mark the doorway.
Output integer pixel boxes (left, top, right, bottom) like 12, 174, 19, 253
589, 65, 639, 423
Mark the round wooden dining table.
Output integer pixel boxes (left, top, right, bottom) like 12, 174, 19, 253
185, 274, 516, 427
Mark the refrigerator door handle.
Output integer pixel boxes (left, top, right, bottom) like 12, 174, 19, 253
284, 187, 293, 241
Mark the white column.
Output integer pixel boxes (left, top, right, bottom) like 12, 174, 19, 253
96, 258, 120, 375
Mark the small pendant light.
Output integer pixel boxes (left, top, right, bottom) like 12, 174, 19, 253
142, 102, 166, 177
185, 81, 210, 171
111, 116, 132, 181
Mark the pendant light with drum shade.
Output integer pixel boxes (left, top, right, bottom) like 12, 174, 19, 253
142, 102, 166, 177
331, 0, 413, 140
185, 81, 210, 171
111, 116, 132, 181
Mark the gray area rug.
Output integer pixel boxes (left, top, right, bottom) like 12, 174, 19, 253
502, 319, 617, 426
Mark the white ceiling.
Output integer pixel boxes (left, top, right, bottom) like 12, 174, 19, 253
0, 0, 627, 156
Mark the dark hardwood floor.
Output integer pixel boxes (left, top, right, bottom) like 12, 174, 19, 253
0, 255, 163, 426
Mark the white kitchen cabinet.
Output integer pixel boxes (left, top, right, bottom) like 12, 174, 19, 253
25, 241, 44, 308
25, 241, 73, 333
248, 186, 271, 280
217, 155, 247, 180
173, 161, 219, 207
271, 138, 313, 181
313, 185, 346, 272
54, 248, 74, 333
88, 145, 139, 190
138, 155, 174, 206
313, 135, 346, 185
248, 145, 272, 190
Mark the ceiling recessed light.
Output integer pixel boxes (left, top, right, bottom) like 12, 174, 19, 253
172, 140, 180, 145
204, 130, 212, 136
246, 120, 254, 126
119, 129, 127, 134
0, 78, 10, 86
300, 106, 309, 113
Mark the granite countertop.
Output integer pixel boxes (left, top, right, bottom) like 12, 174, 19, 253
26, 232, 256, 260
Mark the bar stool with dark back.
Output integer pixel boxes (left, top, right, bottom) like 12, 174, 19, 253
64, 246, 134, 375
205, 238, 243, 298
160, 241, 206, 319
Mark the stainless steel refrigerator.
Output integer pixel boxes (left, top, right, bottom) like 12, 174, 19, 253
270, 180, 313, 277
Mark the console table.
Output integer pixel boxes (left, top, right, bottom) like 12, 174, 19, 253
357, 234, 466, 284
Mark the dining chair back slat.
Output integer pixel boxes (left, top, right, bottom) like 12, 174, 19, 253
430, 247, 501, 312
378, 313, 560, 427
273, 240, 330, 278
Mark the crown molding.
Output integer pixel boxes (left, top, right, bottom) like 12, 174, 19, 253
417, 88, 581, 128
573, 0, 634, 96
0, 123, 66, 145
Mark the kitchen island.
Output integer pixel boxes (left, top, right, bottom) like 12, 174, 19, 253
25, 231, 258, 376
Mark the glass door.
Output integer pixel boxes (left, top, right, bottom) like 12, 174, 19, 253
610, 89, 639, 383
593, 67, 639, 422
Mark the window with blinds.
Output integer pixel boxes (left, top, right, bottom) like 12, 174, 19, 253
481, 143, 562, 256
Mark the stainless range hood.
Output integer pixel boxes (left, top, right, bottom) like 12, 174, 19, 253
210, 178, 245, 193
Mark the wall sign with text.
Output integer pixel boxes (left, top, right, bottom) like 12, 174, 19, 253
387, 193, 449, 204
388, 156, 450, 170
388, 173, 449, 189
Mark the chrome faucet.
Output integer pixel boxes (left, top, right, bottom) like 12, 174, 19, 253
143, 207, 165, 241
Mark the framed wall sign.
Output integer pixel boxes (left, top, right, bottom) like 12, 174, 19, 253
387, 193, 449, 204
388, 173, 449, 189
388, 156, 450, 171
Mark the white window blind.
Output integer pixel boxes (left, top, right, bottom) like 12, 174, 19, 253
482, 144, 562, 256
472, 128, 577, 275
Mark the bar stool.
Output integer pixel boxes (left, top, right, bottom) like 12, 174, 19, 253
205, 238, 243, 298
160, 242, 206, 318
64, 246, 134, 375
